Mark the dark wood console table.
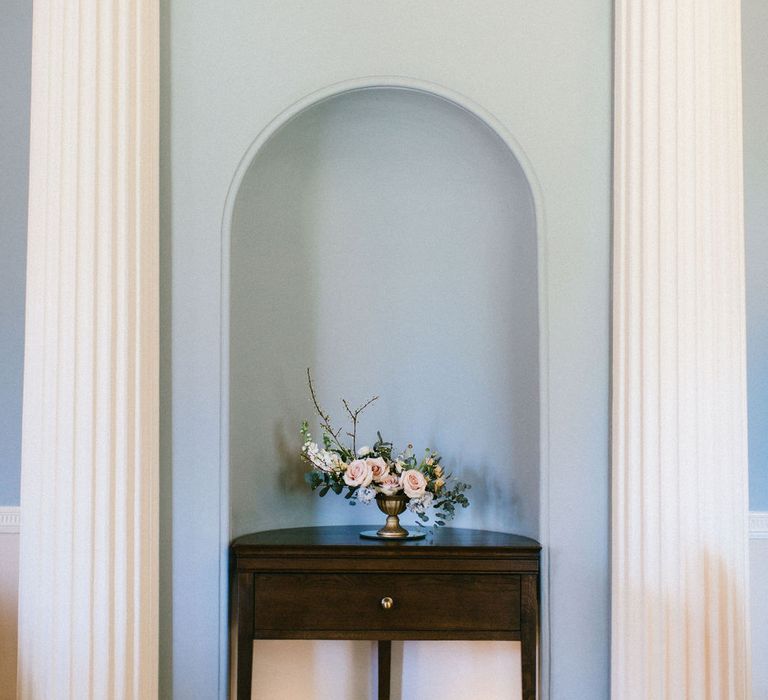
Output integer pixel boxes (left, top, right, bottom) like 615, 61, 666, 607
231, 526, 541, 700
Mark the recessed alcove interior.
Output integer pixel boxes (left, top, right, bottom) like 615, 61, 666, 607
229, 85, 540, 541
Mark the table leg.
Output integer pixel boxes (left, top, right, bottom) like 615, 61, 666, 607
520, 574, 538, 700
236, 572, 255, 700
378, 640, 391, 700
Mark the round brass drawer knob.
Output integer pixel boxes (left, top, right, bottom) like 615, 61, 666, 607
380, 596, 394, 610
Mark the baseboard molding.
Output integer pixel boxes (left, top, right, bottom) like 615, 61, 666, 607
0, 506, 20, 534
751, 511, 768, 539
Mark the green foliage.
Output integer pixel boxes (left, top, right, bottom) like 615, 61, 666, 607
373, 432, 393, 462
304, 470, 324, 490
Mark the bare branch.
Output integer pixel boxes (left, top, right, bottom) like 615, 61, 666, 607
306, 368, 350, 455
306, 369, 379, 457
307, 368, 330, 423
355, 395, 379, 415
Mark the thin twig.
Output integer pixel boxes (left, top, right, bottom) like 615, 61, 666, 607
306, 368, 347, 453
307, 368, 330, 423
355, 395, 378, 415
306, 368, 378, 456
342, 394, 378, 454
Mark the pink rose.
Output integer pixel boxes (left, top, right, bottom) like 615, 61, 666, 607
367, 457, 389, 482
400, 469, 427, 498
343, 459, 373, 487
378, 474, 402, 496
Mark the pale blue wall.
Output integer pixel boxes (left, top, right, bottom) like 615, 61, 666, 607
744, 0, 768, 511
0, 0, 31, 507
164, 2, 612, 698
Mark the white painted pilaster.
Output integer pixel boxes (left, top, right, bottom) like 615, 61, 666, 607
17, 1, 159, 698
612, 1, 751, 698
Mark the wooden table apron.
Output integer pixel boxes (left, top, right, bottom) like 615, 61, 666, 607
231, 526, 541, 700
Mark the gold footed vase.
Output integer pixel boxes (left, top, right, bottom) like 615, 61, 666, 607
359, 493, 426, 541
375, 493, 409, 537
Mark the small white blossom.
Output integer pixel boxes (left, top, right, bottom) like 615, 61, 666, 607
356, 487, 377, 505
317, 450, 338, 472
406, 491, 434, 514
303, 441, 343, 473
303, 441, 320, 461
357, 445, 372, 456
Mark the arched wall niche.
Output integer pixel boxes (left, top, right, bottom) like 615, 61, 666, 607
222, 80, 548, 696
226, 82, 542, 536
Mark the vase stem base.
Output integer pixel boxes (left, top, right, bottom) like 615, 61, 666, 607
359, 528, 427, 541
378, 514, 408, 538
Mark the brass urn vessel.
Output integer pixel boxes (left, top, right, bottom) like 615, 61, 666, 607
374, 493, 409, 538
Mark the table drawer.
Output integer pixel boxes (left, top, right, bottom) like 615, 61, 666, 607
252, 572, 520, 635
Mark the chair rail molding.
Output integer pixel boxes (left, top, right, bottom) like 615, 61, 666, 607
751, 512, 768, 539
612, 0, 751, 698
17, 1, 159, 698
0, 506, 21, 534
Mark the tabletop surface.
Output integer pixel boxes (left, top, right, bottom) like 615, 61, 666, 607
231, 525, 541, 552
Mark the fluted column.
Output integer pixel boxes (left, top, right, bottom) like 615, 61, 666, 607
17, 1, 158, 698
612, 1, 751, 698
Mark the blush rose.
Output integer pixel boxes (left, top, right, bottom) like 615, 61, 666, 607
366, 457, 389, 482
343, 459, 373, 487
378, 474, 402, 496
400, 469, 427, 498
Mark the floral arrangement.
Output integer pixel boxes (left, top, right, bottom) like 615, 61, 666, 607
300, 370, 470, 527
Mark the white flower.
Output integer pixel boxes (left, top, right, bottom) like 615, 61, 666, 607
406, 491, 434, 514
400, 469, 427, 498
303, 441, 320, 458
304, 442, 327, 470
393, 460, 405, 474
321, 450, 345, 472
344, 459, 373, 487
308, 447, 338, 473
356, 486, 377, 504
357, 445, 372, 456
